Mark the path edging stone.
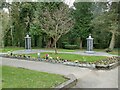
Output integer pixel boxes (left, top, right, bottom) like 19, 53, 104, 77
54, 74, 77, 89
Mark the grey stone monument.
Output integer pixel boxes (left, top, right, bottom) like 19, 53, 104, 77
25, 34, 31, 50
85, 34, 94, 54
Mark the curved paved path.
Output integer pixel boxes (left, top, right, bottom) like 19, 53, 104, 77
13, 49, 117, 57
1, 57, 118, 88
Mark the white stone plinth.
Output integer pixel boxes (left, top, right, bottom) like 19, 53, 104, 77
85, 51, 95, 54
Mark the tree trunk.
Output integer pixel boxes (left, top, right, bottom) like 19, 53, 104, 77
109, 32, 115, 50
79, 37, 82, 49
0, 19, 4, 48
51, 40, 55, 48
46, 38, 51, 48
11, 28, 14, 46
54, 39, 57, 54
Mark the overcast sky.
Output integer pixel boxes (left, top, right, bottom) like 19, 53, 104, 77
5, 0, 75, 6
64, 0, 75, 7
4, 0, 114, 12
4, 0, 75, 13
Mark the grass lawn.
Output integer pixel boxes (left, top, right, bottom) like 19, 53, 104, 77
0, 47, 77, 53
2, 66, 67, 88
56, 49, 77, 52
0, 66, 2, 89
29, 52, 107, 62
1, 46, 118, 55
49, 48, 104, 52
0, 47, 24, 53
0, 47, 106, 53
108, 49, 119, 55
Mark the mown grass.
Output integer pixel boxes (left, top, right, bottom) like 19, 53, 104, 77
1, 47, 24, 53
0, 66, 2, 89
0, 47, 77, 53
29, 52, 107, 62
0, 47, 106, 53
1, 46, 118, 60
56, 49, 77, 52
2, 66, 67, 88
1, 46, 118, 55
108, 49, 119, 55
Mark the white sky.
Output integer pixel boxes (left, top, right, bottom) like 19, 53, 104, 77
3, 8, 9, 14
4, 0, 75, 13
5, 0, 75, 6
64, 0, 75, 7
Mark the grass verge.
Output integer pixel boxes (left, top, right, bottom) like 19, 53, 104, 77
108, 49, 119, 55
1, 47, 24, 53
29, 52, 107, 62
0, 65, 2, 89
2, 66, 67, 88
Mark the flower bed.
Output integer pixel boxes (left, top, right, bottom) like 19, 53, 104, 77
95, 56, 119, 70
1, 53, 120, 70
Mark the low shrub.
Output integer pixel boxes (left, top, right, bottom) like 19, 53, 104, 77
62, 42, 69, 48
64, 45, 78, 49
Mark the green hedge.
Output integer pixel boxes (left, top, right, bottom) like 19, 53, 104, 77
64, 45, 78, 49
62, 42, 69, 48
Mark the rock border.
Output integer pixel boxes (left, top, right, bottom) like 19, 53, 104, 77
1, 54, 120, 70
95, 56, 120, 70
54, 74, 77, 89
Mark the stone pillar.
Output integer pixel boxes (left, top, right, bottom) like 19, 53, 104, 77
85, 34, 94, 54
25, 34, 31, 50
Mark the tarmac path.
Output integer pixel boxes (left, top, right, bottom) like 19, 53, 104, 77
1, 57, 118, 88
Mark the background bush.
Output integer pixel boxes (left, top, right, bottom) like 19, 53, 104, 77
64, 45, 78, 49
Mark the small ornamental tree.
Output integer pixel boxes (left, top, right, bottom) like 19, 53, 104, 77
37, 2, 74, 54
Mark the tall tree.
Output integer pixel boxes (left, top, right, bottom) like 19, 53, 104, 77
20, 2, 35, 33
36, 2, 74, 53
10, 2, 21, 46
9, 2, 36, 47
2, 2, 44, 47
91, 2, 119, 50
71, 2, 93, 49
91, 2, 111, 49
1, 10, 10, 48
